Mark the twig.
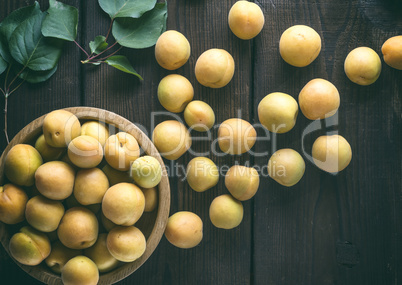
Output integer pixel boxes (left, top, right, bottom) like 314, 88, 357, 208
98, 46, 122, 61
86, 41, 119, 62
7, 66, 26, 93
87, 19, 115, 59
74, 40, 89, 57
2, 70, 26, 145
4, 65, 11, 92
105, 19, 114, 42
4, 96, 9, 144
8, 78, 26, 97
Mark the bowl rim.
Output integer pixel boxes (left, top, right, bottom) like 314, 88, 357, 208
0, 106, 171, 285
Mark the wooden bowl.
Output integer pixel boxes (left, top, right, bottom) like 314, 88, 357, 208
0, 107, 170, 284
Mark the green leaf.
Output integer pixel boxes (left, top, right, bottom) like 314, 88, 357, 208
89, 36, 108, 54
0, 55, 7, 75
0, 2, 41, 62
162, 5, 168, 32
9, 12, 64, 71
105, 55, 143, 80
112, 2, 167, 49
41, 0, 78, 41
19, 65, 58, 83
98, 0, 157, 19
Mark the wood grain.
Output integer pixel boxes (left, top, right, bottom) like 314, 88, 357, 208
253, 1, 402, 285
0, 0, 401, 284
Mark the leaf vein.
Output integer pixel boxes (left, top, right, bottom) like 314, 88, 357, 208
25, 36, 43, 68
114, 1, 129, 18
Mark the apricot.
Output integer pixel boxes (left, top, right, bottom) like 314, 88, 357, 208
0, 184, 28, 224
43, 109, 81, 148
225, 165, 259, 201
186, 157, 219, 192
45, 241, 81, 273
68, 135, 103, 168
57, 207, 99, 249
268, 148, 305, 187
184, 100, 215, 132
107, 226, 146, 262
81, 121, 110, 147
209, 194, 243, 229
155, 30, 190, 70
228, 0, 265, 40
312, 134, 352, 173
34, 134, 64, 162
84, 233, 119, 273
382, 35, 402, 70
299, 78, 340, 120
164, 211, 203, 249
141, 187, 158, 212
344, 47, 381, 85
130, 156, 162, 188
4, 144, 42, 186
279, 25, 321, 67
158, 74, 194, 113
195, 48, 235, 88
25, 195, 65, 232
74, 168, 109, 205
102, 183, 145, 226
35, 161, 75, 200
152, 120, 192, 160
218, 118, 256, 154
9, 226, 51, 266
61, 256, 99, 285
258, 92, 298, 133
104, 132, 140, 171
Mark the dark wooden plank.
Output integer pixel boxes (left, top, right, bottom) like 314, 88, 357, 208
0, 0, 82, 284
253, 0, 401, 285
81, 0, 253, 284
1, 0, 400, 284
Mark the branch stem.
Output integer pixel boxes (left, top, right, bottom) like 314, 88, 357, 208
105, 19, 114, 42
74, 40, 89, 57
86, 41, 119, 62
2, 66, 27, 144
7, 66, 26, 93
98, 46, 122, 61
4, 64, 11, 92
8, 78, 26, 97
4, 95, 9, 144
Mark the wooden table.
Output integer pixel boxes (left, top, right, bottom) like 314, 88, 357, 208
1, 0, 401, 284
